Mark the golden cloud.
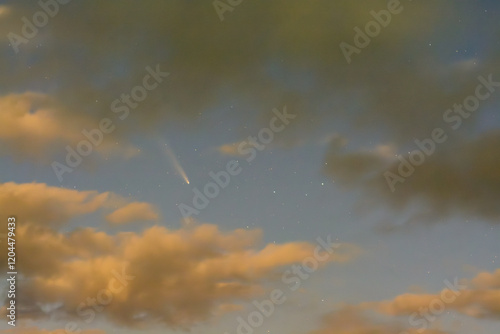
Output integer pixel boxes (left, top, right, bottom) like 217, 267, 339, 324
0, 182, 359, 329
308, 306, 449, 334
0, 328, 105, 334
106, 202, 160, 224
363, 269, 500, 320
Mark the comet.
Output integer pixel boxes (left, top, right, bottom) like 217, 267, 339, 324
159, 139, 190, 185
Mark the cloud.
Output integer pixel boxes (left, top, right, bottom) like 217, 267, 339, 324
323, 135, 391, 186
0, 328, 105, 334
106, 202, 160, 224
308, 306, 448, 334
0, 182, 112, 227
218, 142, 244, 156
0, 5, 10, 18
0, 182, 161, 229
1, 1, 496, 158
309, 269, 500, 334
0, 92, 86, 161
363, 269, 500, 320
0, 92, 139, 162
0, 182, 359, 329
470, 268, 500, 289
323, 131, 500, 224
1, 1, 500, 224
0, 327, 106, 334
0, 224, 358, 328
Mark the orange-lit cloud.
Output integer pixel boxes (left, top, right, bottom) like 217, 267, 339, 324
2, 224, 358, 328
0, 182, 161, 228
218, 142, 244, 156
0, 182, 359, 329
0, 328, 105, 334
364, 269, 500, 319
308, 306, 449, 334
308, 269, 500, 334
106, 202, 159, 224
